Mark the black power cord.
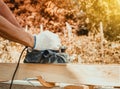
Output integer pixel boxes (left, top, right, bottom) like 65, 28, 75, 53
9, 46, 27, 89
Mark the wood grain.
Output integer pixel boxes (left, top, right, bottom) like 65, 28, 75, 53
64, 85, 89, 89
0, 63, 119, 86
0, 83, 62, 89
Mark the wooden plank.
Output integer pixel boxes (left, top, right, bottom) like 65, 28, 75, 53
0, 83, 120, 89
0, 83, 63, 89
88, 85, 94, 89
64, 85, 89, 89
0, 63, 120, 86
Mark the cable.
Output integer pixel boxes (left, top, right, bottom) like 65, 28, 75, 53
9, 46, 27, 89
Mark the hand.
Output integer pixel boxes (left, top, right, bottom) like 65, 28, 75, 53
33, 30, 61, 50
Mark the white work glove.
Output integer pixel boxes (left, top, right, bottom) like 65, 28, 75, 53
33, 30, 61, 50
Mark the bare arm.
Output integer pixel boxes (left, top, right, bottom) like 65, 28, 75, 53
0, 0, 21, 28
0, 15, 34, 47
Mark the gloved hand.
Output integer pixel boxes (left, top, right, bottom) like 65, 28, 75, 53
33, 30, 61, 50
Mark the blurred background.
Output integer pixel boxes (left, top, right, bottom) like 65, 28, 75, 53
0, 0, 120, 64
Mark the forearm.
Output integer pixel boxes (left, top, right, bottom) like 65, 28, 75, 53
0, 15, 34, 47
0, 30, 23, 43
0, 0, 21, 28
